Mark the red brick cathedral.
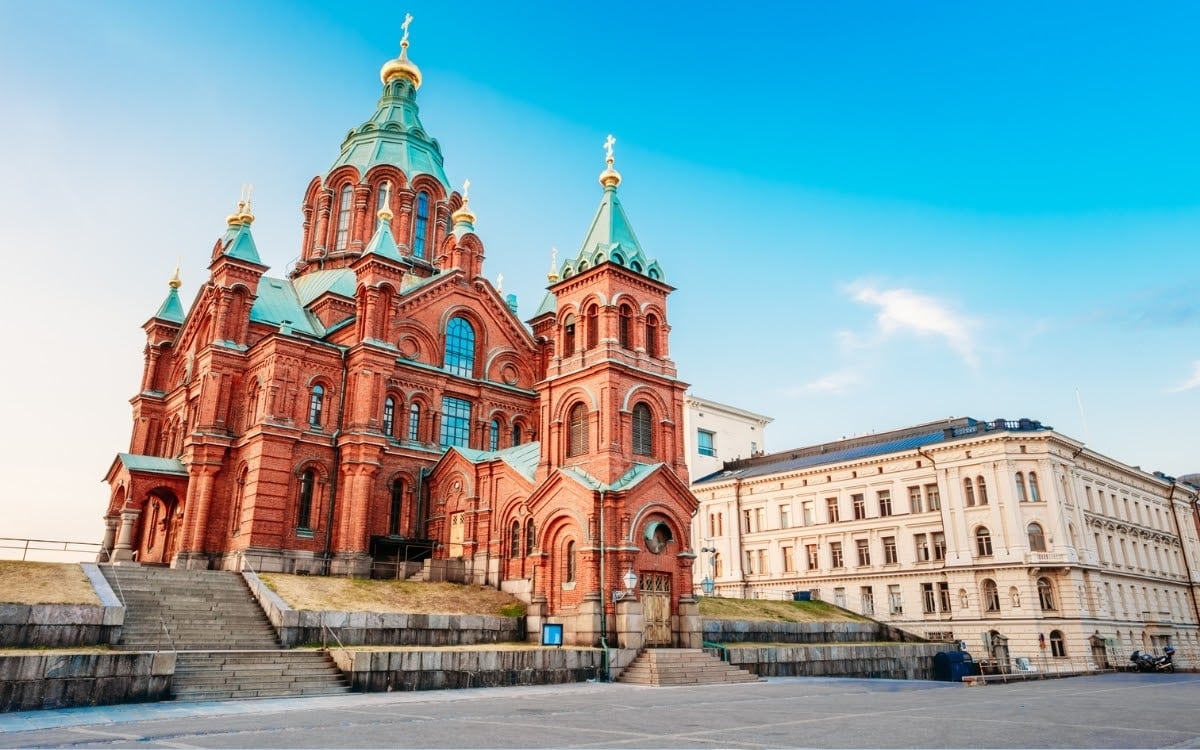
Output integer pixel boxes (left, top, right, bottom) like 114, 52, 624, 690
101, 28, 701, 647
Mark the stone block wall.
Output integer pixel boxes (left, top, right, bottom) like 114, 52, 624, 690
702, 620, 896, 645
0, 652, 174, 713
0, 565, 124, 648
330, 647, 604, 692
720, 643, 944, 681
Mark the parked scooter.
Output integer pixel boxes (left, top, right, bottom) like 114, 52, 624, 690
1130, 647, 1175, 673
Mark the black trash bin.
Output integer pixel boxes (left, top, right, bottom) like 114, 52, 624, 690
792, 591, 811, 601
933, 651, 976, 682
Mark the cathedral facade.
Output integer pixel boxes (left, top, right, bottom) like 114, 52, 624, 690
100, 31, 699, 648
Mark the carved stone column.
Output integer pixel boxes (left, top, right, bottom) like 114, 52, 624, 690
111, 504, 141, 563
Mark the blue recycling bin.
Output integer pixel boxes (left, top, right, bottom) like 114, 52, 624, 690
792, 591, 811, 602
933, 651, 976, 681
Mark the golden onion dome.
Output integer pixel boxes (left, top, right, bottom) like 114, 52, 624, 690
381, 15, 421, 89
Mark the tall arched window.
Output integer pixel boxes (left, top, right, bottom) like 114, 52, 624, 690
983, 579, 1000, 612
334, 185, 353, 251
567, 402, 588, 457
1049, 629, 1066, 657
977, 476, 989, 505
511, 423, 522, 446
509, 521, 521, 558
389, 478, 404, 536
308, 385, 325, 428
231, 469, 247, 535
645, 314, 659, 358
444, 317, 476, 377
297, 469, 316, 530
1028, 471, 1041, 502
975, 526, 993, 557
566, 541, 576, 582
585, 305, 598, 349
525, 519, 535, 556
1038, 577, 1057, 610
1015, 472, 1028, 502
1027, 522, 1047, 552
383, 397, 396, 437
412, 191, 429, 258
964, 477, 975, 506
632, 402, 652, 456
408, 403, 421, 442
618, 305, 632, 349
489, 419, 500, 451
563, 314, 576, 356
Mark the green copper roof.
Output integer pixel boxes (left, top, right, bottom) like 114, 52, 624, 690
248, 277, 326, 336
292, 268, 357, 306
222, 222, 262, 264
154, 285, 185, 324
559, 184, 663, 282
558, 462, 662, 491
451, 442, 540, 482
363, 215, 404, 261
116, 453, 188, 477
532, 290, 557, 318
330, 78, 450, 189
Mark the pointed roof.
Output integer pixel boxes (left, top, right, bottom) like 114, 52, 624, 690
153, 271, 185, 324
363, 213, 404, 262
558, 137, 664, 282
448, 442, 541, 483
221, 220, 262, 264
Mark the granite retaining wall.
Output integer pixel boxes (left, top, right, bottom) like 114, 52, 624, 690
702, 620, 925, 645
0, 564, 124, 648
717, 642, 943, 681
0, 652, 174, 713
330, 647, 605, 692
244, 572, 524, 648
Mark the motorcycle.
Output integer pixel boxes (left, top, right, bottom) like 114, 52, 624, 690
1130, 647, 1175, 673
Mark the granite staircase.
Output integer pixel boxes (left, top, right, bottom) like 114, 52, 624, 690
617, 648, 761, 686
99, 565, 350, 701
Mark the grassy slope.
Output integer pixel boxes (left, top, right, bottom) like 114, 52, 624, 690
0, 561, 99, 605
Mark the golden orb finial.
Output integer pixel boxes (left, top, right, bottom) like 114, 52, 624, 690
377, 181, 394, 222
599, 134, 621, 188
547, 246, 560, 282
380, 13, 423, 89
451, 178, 476, 225
168, 261, 182, 289
226, 184, 254, 225
238, 184, 255, 224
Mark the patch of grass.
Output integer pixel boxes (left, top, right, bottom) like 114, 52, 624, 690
698, 596, 867, 623
259, 573, 527, 617
0, 562, 99, 605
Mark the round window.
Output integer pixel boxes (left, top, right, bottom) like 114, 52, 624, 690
644, 521, 673, 554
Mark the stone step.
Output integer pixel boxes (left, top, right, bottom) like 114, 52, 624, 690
617, 649, 761, 686
172, 685, 353, 702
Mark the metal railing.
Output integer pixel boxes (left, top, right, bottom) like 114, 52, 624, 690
0, 537, 102, 562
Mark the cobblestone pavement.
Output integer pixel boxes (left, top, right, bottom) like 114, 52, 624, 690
2, 673, 1199, 748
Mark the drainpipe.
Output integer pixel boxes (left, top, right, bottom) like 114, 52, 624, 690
321, 345, 349, 574
598, 487, 609, 679
1165, 483, 1200, 630
731, 478, 744, 597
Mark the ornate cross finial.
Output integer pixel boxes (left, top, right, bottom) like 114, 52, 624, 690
243, 183, 254, 212
462, 178, 471, 202
547, 247, 560, 282
380, 180, 391, 205
496, 273, 503, 293
604, 134, 616, 163
401, 13, 413, 47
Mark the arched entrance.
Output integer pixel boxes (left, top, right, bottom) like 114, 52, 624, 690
640, 572, 672, 646
139, 491, 180, 565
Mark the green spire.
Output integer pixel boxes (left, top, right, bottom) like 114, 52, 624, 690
363, 182, 404, 261
220, 187, 262, 264
558, 135, 664, 282
154, 267, 185, 323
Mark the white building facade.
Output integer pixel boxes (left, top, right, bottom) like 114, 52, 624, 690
692, 417, 1200, 670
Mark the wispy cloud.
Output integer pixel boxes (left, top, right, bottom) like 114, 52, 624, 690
845, 282, 979, 367
782, 369, 863, 396
1168, 361, 1200, 393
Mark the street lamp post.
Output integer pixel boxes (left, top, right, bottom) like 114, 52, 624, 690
700, 546, 717, 596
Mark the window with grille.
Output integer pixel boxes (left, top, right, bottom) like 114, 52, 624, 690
567, 403, 588, 457
632, 403, 652, 456
439, 396, 472, 448
444, 317, 475, 377
413, 191, 429, 258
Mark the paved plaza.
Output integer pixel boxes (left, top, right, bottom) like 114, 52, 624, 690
1, 673, 1199, 748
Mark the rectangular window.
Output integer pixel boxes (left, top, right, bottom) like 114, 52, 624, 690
856, 538, 871, 566
883, 536, 898, 565
744, 550, 754, 575
925, 483, 941, 511
779, 504, 790, 529
826, 497, 840, 523
933, 532, 946, 561
889, 584, 903, 615
743, 509, 753, 533
439, 396, 472, 448
830, 541, 844, 569
915, 533, 930, 562
782, 545, 795, 573
806, 543, 819, 570
922, 583, 937, 614
861, 586, 875, 615
938, 582, 952, 612
834, 587, 846, 608
852, 493, 866, 520
802, 501, 813, 526
755, 507, 765, 532
909, 485, 923, 514
878, 490, 892, 517
697, 429, 716, 457
757, 548, 768, 575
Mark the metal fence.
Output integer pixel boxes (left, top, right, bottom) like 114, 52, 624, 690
0, 537, 102, 563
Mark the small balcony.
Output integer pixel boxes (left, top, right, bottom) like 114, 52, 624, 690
1025, 550, 1078, 566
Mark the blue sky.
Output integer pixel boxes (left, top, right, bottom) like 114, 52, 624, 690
1, 1, 1197, 546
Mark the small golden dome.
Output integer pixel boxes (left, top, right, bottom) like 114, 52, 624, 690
226, 201, 246, 226
451, 178, 474, 225
168, 265, 183, 289
598, 134, 621, 188
381, 15, 421, 89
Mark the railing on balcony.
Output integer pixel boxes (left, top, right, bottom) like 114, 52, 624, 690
1026, 550, 1079, 565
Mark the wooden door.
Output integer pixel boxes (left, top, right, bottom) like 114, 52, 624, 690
641, 572, 672, 646
448, 513, 465, 557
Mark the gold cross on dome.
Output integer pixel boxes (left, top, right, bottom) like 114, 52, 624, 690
462, 178, 470, 201
604, 134, 616, 161
401, 13, 413, 46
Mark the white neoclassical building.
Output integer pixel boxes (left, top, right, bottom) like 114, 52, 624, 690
691, 416, 1200, 669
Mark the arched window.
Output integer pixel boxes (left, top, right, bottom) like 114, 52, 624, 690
563, 314, 576, 356
389, 478, 404, 536
964, 477, 975, 506
1015, 472, 1028, 502
511, 423, 522, 446
444, 317, 475, 377
412, 191, 429, 258
982, 579, 1000, 612
297, 469, 316, 530
618, 305, 632, 349
1049, 629, 1066, 657
645, 315, 659, 358
632, 402, 652, 456
975, 526, 993, 557
567, 402, 588, 457
376, 184, 390, 215
230, 470, 246, 535
408, 402, 421, 442
1038, 577, 1057, 610
525, 519, 535, 555
566, 541, 576, 582
977, 476, 989, 505
1027, 522, 1047, 552
585, 305, 598, 349
713, 552, 723, 577
334, 185, 352, 251
1028, 471, 1041, 502
489, 419, 500, 451
308, 385, 325, 428
383, 397, 396, 437
509, 521, 521, 558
